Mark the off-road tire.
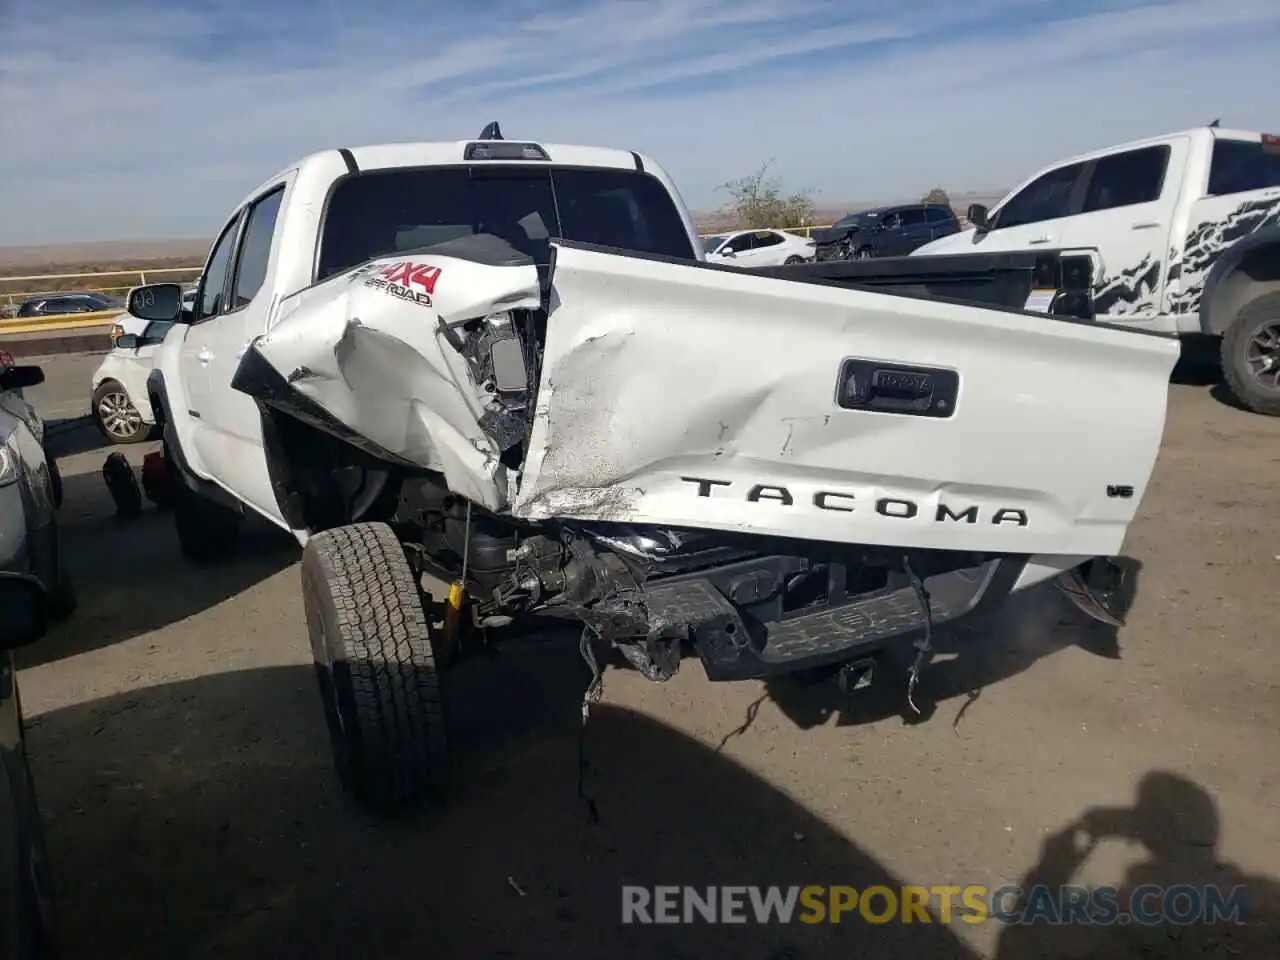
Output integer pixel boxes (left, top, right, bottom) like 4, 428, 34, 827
301, 522, 447, 816
166, 446, 242, 562
1221, 291, 1280, 417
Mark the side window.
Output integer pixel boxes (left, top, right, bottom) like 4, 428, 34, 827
995, 162, 1085, 230
42, 298, 71, 315
753, 231, 784, 248
899, 208, 927, 226
925, 206, 952, 223
230, 186, 285, 310
727, 233, 752, 252
880, 212, 901, 230
198, 213, 243, 321
1207, 138, 1280, 196
1081, 146, 1170, 213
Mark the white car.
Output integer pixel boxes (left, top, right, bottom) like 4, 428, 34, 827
90, 321, 174, 444
92, 287, 197, 443
702, 229, 815, 267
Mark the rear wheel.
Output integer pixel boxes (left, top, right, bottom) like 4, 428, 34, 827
784, 255, 805, 265
302, 522, 447, 815
92, 380, 150, 444
1221, 292, 1280, 416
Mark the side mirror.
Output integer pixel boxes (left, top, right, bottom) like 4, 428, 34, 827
128, 283, 185, 323
0, 365, 44, 391
722, 249, 737, 258
115, 333, 139, 350
967, 204, 989, 230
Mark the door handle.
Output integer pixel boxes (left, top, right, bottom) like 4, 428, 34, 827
197, 347, 213, 364
1131, 221, 1161, 230
1029, 235, 1053, 245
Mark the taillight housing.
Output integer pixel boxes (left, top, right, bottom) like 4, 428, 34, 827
109, 323, 124, 344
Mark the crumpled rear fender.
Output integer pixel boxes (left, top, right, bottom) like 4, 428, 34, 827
241, 238, 541, 510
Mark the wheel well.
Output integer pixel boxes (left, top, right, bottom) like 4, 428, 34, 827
260, 408, 404, 534
1205, 241, 1280, 336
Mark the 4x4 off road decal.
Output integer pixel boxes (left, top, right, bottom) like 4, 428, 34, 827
350, 260, 442, 308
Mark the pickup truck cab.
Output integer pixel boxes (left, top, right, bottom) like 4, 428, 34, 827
914, 126, 1280, 415
128, 124, 1178, 817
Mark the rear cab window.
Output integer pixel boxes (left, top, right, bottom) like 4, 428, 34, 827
1080, 145, 1170, 213
316, 164, 696, 282
1207, 136, 1280, 196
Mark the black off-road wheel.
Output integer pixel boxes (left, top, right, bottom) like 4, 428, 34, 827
164, 445, 242, 562
1221, 291, 1280, 416
301, 522, 447, 816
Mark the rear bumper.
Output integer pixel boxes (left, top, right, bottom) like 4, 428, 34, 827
643, 555, 1026, 680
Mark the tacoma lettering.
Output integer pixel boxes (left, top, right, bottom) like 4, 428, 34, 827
678, 477, 1029, 526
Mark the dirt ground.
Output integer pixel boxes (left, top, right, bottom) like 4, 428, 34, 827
13, 357, 1280, 959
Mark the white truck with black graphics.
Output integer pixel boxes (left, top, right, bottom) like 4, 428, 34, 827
127, 123, 1179, 816
914, 126, 1280, 415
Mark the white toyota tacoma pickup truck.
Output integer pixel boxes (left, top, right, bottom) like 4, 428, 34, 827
128, 124, 1179, 815
914, 126, 1280, 415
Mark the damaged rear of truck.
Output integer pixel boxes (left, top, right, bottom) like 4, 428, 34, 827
133, 133, 1179, 814
232, 233, 1176, 809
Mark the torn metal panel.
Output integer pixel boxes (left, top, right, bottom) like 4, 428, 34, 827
513, 242, 1180, 558
252, 243, 541, 510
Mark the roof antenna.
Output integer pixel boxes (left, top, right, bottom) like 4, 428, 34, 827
1209, 118, 1220, 127
479, 121, 503, 140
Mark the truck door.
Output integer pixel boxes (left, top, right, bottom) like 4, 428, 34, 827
1057, 138, 1188, 321
181, 210, 244, 473
962, 160, 1090, 256
197, 181, 290, 526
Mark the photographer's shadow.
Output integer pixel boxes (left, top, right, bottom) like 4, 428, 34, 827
994, 771, 1280, 959
765, 559, 1141, 730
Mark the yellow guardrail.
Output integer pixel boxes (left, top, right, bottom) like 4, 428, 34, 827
0, 310, 125, 337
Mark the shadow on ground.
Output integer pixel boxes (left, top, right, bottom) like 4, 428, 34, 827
27, 657, 985, 960
762, 559, 1142, 732
43, 417, 127, 460
26, 648, 1277, 958
18, 467, 297, 669
992, 771, 1280, 958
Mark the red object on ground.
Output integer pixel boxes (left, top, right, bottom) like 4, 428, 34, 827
141, 450, 176, 509
0, 349, 14, 367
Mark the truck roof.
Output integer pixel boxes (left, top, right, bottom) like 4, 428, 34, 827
239, 138, 660, 212
1051, 125, 1271, 168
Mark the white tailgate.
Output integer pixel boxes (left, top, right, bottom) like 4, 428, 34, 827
513, 243, 1180, 557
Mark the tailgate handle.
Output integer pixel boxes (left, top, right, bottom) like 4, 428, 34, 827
837, 359, 959, 418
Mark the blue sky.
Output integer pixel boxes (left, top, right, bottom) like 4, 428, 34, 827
1, 0, 1277, 245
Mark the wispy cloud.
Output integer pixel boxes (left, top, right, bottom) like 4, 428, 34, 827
0, 0, 1276, 244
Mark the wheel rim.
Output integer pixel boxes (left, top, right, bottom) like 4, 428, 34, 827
1244, 320, 1280, 390
98, 390, 143, 438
